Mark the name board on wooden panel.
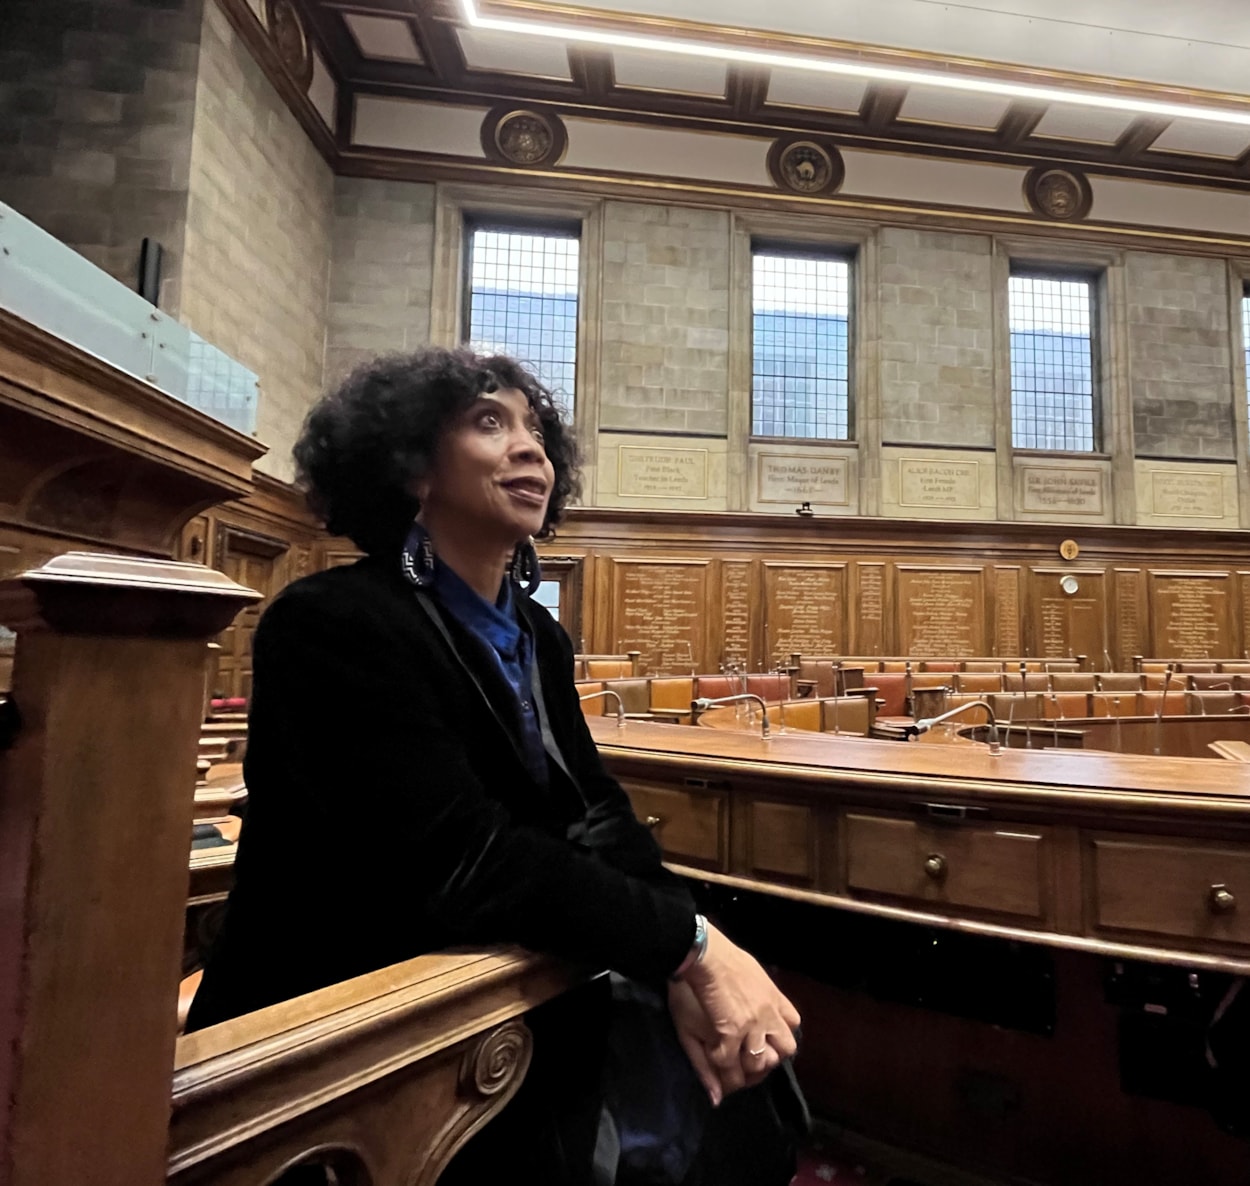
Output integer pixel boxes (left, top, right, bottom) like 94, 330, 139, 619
611, 559, 710, 674
994, 567, 1022, 656
897, 566, 985, 655
898, 460, 980, 509
1029, 569, 1106, 661
618, 447, 709, 500
763, 564, 846, 662
1115, 569, 1144, 667
856, 563, 885, 656
756, 453, 850, 505
1150, 471, 1224, 519
720, 560, 753, 669
1020, 466, 1105, 515
1147, 571, 1232, 659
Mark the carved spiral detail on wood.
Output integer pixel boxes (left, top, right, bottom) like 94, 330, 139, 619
464, 1021, 531, 1098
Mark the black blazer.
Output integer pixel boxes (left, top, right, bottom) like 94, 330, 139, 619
187, 553, 696, 1030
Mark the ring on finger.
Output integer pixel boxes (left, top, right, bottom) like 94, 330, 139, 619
747, 1046, 768, 1057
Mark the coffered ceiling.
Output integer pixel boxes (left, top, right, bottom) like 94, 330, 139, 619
289, 0, 1250, 188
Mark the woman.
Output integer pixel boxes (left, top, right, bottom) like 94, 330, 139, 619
187, 347, 800, 1183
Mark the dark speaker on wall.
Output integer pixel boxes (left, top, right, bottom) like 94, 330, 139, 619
138, 237, 163, 306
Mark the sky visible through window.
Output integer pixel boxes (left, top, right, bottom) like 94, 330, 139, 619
1009, 275, 1095, 451
467, 228, 579, 419
752, 252, 850, 440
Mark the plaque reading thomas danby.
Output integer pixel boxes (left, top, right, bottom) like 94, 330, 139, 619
618, 447, 708, 500
1150, 472, 1224, 519
757, 454, 849, 505
1021, 467, 1104, 514
899, 460, 980, 509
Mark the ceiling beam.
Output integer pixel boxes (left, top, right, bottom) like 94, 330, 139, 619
996, 102, 1047, 147
567, 47, 614, 97
727, 65, 770, 118
1115, 117, 1172, 160
409, 0, 467, 83
859, 85, 907, 133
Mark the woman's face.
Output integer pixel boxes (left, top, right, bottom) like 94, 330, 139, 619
417, 386, 555, 544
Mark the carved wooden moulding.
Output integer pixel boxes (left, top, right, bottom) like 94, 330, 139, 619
1024, 165, 1093, 222
481, 106, 568, 168
767, 136, 846, 197
264, 0, 314, 91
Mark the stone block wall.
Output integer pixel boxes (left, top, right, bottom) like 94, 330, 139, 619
599, 201, 730, 435
179, 0, 335, 482
877, 227, 996, 447
1126, 252, 1235, 460
325, 178, 435, 385
0, 0, 205, 306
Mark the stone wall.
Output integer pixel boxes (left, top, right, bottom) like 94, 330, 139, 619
179, 0, 335, 481
0, 0, 205, 305
325, 178, 436, 385
1126, 252, 1235, 460
877, 228, 996, 448
599, 201, 730, 435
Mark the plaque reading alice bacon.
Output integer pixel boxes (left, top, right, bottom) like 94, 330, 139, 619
613, 560, 708, 673
764, 565, 845, 662
898, 568, 984, 655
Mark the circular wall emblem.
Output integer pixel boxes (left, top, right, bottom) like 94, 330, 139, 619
264, 0, 313, 91
481, 107, 567, 168
1025, 166, 1093, 222
767, 136, 845, 197
1059, 538, 1081, 561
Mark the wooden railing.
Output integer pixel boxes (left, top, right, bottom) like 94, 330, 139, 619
0, 553, 582, 1186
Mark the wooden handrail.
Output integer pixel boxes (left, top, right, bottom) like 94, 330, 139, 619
171, 949, 586, 1185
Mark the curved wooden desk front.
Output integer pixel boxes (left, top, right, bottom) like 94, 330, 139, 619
588, 716, 1250, 974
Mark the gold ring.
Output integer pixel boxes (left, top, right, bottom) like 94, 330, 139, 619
748, 1046, 767, 1056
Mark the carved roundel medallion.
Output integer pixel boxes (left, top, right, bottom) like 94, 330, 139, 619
1024, 166, 1093, 222
264, 0, 313, 91
481, 106, 568, 169
767, 136, 845, 197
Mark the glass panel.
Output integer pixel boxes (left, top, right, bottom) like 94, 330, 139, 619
1009, 274, 1096, 452
467, 228, 579, 419
533, 579, 561, 622
752, 252, 850, 441
1242, 292, 1250, 423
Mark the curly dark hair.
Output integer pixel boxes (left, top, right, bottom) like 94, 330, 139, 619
293, 347, 580, 556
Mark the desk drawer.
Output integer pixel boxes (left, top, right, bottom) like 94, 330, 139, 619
846, 813, 1046, 920
1091, 838, 1250, 947
623, 780, 727, 872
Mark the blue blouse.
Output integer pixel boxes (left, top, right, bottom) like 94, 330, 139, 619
433, 562, 550, 786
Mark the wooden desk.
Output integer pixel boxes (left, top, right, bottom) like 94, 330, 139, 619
589, 716, 1250, 973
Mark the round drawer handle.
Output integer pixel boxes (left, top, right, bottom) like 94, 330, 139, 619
1209, 884, 1237, 914
923, 853, 947, 880
645, 815, 662, 830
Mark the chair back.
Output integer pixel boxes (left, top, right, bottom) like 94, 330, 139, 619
575, 680, 605, 716
603, 677, 650, 714
954, 672, 1001, 694
695, 675, 740, 702
1044, 692, 1090, 719
869, 673, 909, 717
920, 660, 959, 673
746, 673, 791, 702
1050, 672, 1095, 692
1139, 690, 1188, 716
1097, 673, 1143, 693
650, 677, 694, 712
778, 699, 821, 731
820, 696, 872, 735
586, 659, 633, 680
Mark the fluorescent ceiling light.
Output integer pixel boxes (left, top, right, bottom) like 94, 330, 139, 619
460, 0, 1250, 128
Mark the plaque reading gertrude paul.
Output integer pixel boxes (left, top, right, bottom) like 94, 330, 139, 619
618, 447, 708, 499
899, 460, 980, 509
1021, 467, 1104, 514
757, 453, 849, 505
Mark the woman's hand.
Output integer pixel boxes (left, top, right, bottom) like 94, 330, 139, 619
676, 922, 800, 1102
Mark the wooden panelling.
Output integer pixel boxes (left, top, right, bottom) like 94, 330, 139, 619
845, 813, 1048, 921
1090, 836, 1250, 948
545, 511, 1250, 673
895, 566, 985, 656
620, 779, 727, 871
1147, 570, 1234, 661
609, 558, 710, 674
746, 799, 816, 884
763, 563, 846, 665
1028, 568, 1107, 663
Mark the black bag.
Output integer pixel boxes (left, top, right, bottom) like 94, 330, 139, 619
596, 974, 810, 1186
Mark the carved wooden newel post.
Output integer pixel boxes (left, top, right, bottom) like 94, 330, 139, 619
0, 553, 259, 1186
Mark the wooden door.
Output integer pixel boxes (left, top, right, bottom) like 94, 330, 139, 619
214, 529, 286, 700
